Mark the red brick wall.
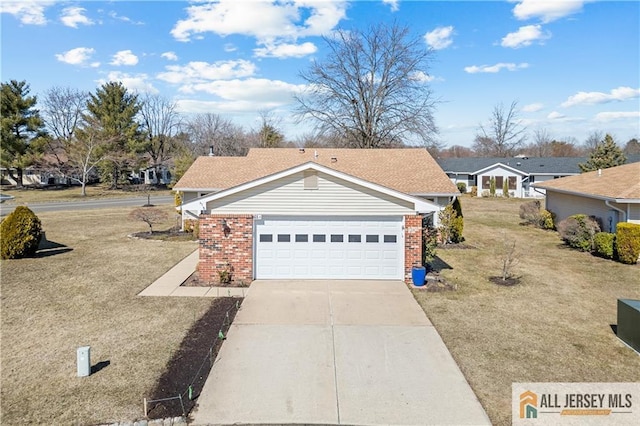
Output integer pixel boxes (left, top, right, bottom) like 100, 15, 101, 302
199, 215, 253, 284
404, 215, 423, 283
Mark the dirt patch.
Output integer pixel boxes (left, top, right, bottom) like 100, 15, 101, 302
181, 270, 250, 288
146, 297, 242, 419
418, 271, 458, 292
489, 276, 521, 286
130, 227, 196, 242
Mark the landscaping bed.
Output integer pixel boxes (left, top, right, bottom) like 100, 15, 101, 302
146, 297, 242, 419
181, 270, 249, 288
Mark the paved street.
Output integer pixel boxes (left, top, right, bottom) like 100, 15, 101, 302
0, 195, 174, 216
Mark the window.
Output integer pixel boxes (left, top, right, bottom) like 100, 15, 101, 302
495, 176, 503, 189
366, 235, 379, 243
295, 234, 308, 242
508, 176, 517, 190
481, 176, 491, 189
331, 234, 343, 242
384, 235, 397, 243
148, 171, 155, 180
259, 234, 273, 242
348, 234, 361, 243
277, 234, 291, 242
313, 234, 326, 242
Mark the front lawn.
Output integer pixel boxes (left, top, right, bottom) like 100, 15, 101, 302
0, 206, 210, 424
413, 196, 640, 425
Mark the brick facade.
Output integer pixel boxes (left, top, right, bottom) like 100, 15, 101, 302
404, 215, 424, 283
199, 215, 254, 284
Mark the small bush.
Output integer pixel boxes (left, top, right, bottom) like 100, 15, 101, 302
423, 227, 438, 265
481, 190, 491, 198
593, 232, 615, 259
615, 223, 640, 264
540, 209, 555, 230
184, 219, 200, 239
1, 206, 42, 259
557, 214, 601, 252
519, 200, 542, 225
470, 186, 478, 197
456, 182, 467, 193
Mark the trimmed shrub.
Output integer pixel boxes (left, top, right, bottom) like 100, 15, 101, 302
502, 180, 509, 198
470, 186, 478, 197
423, 227, 438, 265
593, 232, 615, 259
615, 223, 640, 264
557, 214, 601, 252
489, 177, 496, 197
1, 206, 42, 259
456, 182, 467, 193
519, 200, 542, 225
183, 219, 200, 239
540, 209, 555, 230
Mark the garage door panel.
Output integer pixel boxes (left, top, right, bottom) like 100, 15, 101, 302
256, 216, 403, 280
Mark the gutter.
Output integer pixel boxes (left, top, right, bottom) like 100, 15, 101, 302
605, 200, 627, 222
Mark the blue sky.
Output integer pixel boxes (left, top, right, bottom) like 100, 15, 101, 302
1, 0, 639, 149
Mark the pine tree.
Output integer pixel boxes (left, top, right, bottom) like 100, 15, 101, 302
83, 81, 142, 188
0, 80, 46, 187
578, 134, 626, 172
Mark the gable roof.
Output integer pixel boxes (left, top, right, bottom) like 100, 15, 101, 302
181, 161, 442, 214
436, 155, 640, 176
533, 162, 640, 202
174, 147, 458, 195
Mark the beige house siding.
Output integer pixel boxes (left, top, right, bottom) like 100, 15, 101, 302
628, 204, 640, 224
545, 192, 628, 232
202, 171, 415, 216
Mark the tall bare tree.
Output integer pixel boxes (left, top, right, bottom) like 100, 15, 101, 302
295, 22, 438, 148
583, 130, 604, 153
138, 94, 182, 185
474, 101, 527, 157
185, 113, 250, 157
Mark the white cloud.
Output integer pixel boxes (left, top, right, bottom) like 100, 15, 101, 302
110, 50, 139, 66
0, 1, 54, 25
561, 86, 640, 107
179, 78, 305, 103
55, 47, 99, 67
547, 111, 565, 120
224, 43, 237, 52
98, 71, 158, 94
254, 42, 317, 58
501, 24, 550, 48
464, 62, 529, 74
383, 0, 399, 12
171, 0, 346, 42
512, 0, 588, 23
108, 11, 144, 25
410, 71, 436, 83
594, 111, 640, 122
157, 60, 257, 85
60, 6, 94, 28
522, 103, 544, 112
161, 51, 178, 61
424, 26, 454, 50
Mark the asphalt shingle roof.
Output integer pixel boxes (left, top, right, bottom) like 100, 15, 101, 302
533, 162, 640, 200
174, 148, 459, 195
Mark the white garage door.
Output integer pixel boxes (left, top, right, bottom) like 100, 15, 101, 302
255, 216, 404, 279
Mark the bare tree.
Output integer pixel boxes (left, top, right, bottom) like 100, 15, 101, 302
583, 130, 603, 153
42, 86, 88, 142
185, 113, 250, 157
475, 101, 527, 157
129, 207, 168, 234
528, 127, 553, 157
295, 22, 438, 148
138, 94, 182, 185
67, 116, 114, 196
256, 110, 284, 148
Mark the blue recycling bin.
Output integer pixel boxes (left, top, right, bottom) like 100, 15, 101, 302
412, 266, 426, 287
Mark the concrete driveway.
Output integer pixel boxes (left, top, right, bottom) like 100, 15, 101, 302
192, 280, 490, 425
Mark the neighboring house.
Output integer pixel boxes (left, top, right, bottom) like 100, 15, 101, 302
436, 155, 640, 198
532, 162, 640, 233
174, 148, 459, 283
0, 166, 93, 187
129, 166, 172, 185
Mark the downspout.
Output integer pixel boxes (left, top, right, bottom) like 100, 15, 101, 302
605, 200, 626, 223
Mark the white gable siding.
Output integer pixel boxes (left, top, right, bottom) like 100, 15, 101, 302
204, 171, 415, 215
476, 165, 523, 197
545, 192, 629, 232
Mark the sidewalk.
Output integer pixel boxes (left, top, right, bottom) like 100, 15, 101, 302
137, 250, 249, 298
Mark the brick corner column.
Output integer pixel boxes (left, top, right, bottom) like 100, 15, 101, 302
404, 215, 423, 284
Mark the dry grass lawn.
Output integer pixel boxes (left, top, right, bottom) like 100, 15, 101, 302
413, 196, 640, 425
1, 206, 209, 424
1, 185, 172, 204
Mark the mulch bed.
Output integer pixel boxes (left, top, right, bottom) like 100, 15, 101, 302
181, 270, 249, 288
146, 297, 242, 419
489, 276, 521, 286
422, 272, 458, 292
130, 228, 196, 242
